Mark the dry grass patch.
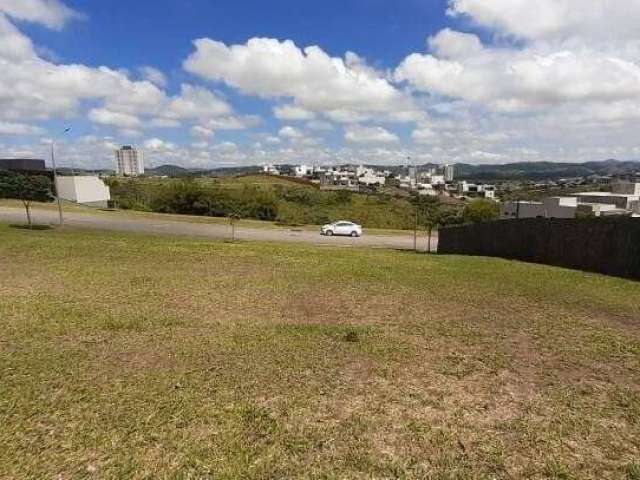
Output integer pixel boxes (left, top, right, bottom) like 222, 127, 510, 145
1, 224, 639, 479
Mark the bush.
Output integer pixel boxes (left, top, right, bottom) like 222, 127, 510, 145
462, 199, 499, 224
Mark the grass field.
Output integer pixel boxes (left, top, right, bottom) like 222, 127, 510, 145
1, 224, 639, 479
0, 199, 418, 237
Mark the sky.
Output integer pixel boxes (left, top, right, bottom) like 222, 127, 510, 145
1, 0, 640, 169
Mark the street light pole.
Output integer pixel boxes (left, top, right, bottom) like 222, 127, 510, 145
50, 127, 71, 226
51, 140, 64, 226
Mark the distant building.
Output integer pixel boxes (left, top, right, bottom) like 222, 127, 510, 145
458, 181, 495, 199
56, 176, 111, 207
115, 146, 144, 176
500, 184, 640, 219
572, 182, 640, 210
294, 165, 312, 177
0, 158, 48, 174
444, 164, 455, 182
408, 166, 417, 189
263, 164, 281, 175
356, 166, 386, 186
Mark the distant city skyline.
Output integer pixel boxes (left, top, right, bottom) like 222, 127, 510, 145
1, 0, 640, 170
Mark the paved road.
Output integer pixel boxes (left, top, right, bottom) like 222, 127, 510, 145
0, 206, 438, 251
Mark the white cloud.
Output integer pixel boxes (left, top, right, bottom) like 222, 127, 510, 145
202, 114, 260, 131
213, 141, 238, 153
190, 125, 214, 138
411, 127, 436, 144
184, 37, 415, 119
279, 125, 303, 139
0, 0, 82, 30
264, 135, 281, 144
2, 0, 640, 166
139, 66, 167, 88
0, 121, 44, 135
144, 138, 176, 151
345, 125, 399, 144
273, 104, 316, 121
396, 32, 640, 113
150, 118, 180, 128
306, 120, 334, 131
447, 0, 640, 43
166, 84, 231, 120
88, 108, 141, 129
0, 8, 242, 136
428, 28, 483, 59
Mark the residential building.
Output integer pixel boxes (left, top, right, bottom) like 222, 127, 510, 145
294, 165, 312, 177
319, 169, 359, 191
115, 146, 144, 176
444, 164, 455, 182
431, 175, 446, 186
501, 184, 640, 219
417, 183, 438, 196
356, 166, 386, 186
572, 181, 640, 209
263, 164, 281, 175
56, 176, 111, 207
458, 181, 495, 199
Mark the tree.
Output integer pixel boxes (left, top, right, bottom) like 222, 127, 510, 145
228, 211, 242, 241
412, 196, 464, 252
462, 199, 499, 224
414, 196, 441, 252
0, 171, 54, 228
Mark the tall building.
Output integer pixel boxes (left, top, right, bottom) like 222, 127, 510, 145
115, 146, 144, 176
444, 164, 455, 182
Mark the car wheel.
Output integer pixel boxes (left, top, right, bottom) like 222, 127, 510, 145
326, 230, 334, 236
351, 231, 359, 237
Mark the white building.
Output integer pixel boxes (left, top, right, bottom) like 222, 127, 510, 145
56, 176, 111, 207
417, 183, 438, 196
444, 164, 455, 182
430, 175, 446, 186
294, 165, 312, 177
501, 194, 633, 219
263, 164, 281, 175
570, 181, 639, 209
115, 146, 144, 176
458, 181, 495, 199
356, 166, 386, 186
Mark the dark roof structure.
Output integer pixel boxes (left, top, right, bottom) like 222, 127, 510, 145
0, 159, 48, 172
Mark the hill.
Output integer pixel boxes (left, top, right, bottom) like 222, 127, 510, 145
1, 225, 639, 478
141, 159, 640, 181
454, 159, 640, 180
146, 164, 193, 177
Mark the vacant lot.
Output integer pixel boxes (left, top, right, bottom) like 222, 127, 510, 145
106, 176, 423, 229
1, 224, 639, 479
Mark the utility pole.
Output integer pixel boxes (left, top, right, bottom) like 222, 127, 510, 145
51, 141, 64, 226
414, 201, 418, 252
50, 127, 71, 226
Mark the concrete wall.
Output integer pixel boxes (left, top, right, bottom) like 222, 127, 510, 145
500, 202, 545, 219
438, 218, 640, 280
574, 194, 639, 209
612, 182, 640, 195
56, 176, 111, 206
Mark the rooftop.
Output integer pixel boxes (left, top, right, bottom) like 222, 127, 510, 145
574, 192, 640, 198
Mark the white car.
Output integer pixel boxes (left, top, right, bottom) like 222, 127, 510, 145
321, 221, 363, 237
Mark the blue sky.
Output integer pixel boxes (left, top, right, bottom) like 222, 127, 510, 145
1, 0, 639, 168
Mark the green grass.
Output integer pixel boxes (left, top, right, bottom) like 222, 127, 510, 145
105, 176, 423, 229
0, 198, 419, 236
1, 224, 639, 479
